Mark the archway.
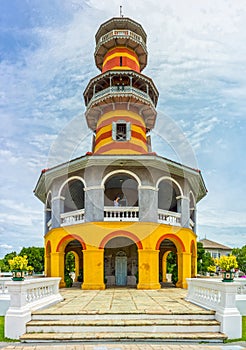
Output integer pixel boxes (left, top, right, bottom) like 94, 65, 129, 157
45, 192, 52, 232
64, 240, 84, 286
104, 236, 138, 287
158, 179, 181, 212
61, 179, 85, 213
158, 239, 178, 287
104, 174, 138, 207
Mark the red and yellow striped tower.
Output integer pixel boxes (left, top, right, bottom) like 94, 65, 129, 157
84, 17, 159, 154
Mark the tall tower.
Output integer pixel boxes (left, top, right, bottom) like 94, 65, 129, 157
83, 17, 158, 155
34, 16, 207, 290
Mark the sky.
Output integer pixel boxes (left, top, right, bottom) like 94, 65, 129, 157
0, 0, 245, 258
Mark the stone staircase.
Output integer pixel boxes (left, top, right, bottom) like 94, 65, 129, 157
20, 311, 227, 342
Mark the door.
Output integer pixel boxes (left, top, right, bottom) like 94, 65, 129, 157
115, 255, 127, 286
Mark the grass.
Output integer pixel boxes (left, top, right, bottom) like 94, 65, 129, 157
0, 316, 19, 342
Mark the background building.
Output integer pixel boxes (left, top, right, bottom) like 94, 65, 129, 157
200, 238, 232, 259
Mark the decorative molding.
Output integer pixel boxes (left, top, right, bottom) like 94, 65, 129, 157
138, 185, 157, 191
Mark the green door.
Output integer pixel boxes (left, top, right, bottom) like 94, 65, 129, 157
115, 255, 127, 286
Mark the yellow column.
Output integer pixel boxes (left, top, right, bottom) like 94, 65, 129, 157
176, 252, 191, 289
50, 252, 65, 288
137, 249, 160, 290
82, 248, 105, 290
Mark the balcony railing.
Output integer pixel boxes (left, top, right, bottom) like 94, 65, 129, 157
60, 209, 85, 226
104, 206, 139, 221
87, 86, 155, 110
158, 209, 181, 226
96, 29, 146, 53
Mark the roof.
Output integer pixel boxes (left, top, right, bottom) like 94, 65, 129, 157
199, 238, 232, 251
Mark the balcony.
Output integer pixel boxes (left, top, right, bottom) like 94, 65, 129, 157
104, 206, 139, 222
86, 85, 155, 111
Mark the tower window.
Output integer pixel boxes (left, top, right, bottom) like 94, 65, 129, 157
120, 56, 123, 66
112, 121, 131, 141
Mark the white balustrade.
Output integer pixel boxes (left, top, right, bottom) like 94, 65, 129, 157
186, 278, 242, 339
158, 209, 181, 226
98, 29, 145, 48
47, 218, 52, 230
235, 278, 246, 316
60, 209, 85, 226
189, 218, 195, 229
87, 85, 155, 110
104, 206, 139, 221
5, 277, 63, 339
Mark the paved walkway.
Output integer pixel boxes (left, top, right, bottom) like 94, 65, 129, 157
33, 287, 212, 315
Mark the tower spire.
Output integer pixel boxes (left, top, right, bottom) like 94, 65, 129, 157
120, 5, 124, 17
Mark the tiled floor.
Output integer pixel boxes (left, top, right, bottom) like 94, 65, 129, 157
34, 287, 212, 315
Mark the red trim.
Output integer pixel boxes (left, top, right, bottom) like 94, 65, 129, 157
95, 142, 147, 154
56, 234, 86, 252
102, 57, 140, 73
99, 231, 143, 249
95, 129, 146, 147
155, 234, 186, 252
95, 130, 112, 145
97, 116, 145, 130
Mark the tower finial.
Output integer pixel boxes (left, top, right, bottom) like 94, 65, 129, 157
120, 5, 124, 17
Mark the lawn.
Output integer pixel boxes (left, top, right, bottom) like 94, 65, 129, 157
242, 316, 246, 340
0, 316, 18, 342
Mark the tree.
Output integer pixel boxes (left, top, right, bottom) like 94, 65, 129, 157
0, 251, 17, 271
232, 245, 246, 273
19, 247, 44, 273
197, 242, 214, 275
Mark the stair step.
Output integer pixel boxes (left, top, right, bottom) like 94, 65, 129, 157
26, 319, 220, 333
31, 313, 216, 321
20, 331, 227, 342
27, 319, 220, 327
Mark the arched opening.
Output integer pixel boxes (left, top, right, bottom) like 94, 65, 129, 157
61, 179, 85, 213
64, 240, 84, 287
158, 239, 178, 287
157, 179, 182, 225
104, 236, 138, 287
158, 179, 180, 212
104, 174, 138, 207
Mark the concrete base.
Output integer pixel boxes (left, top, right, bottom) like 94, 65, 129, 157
82, 283, 106, 290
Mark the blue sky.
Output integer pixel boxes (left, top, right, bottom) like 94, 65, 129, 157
0, 0, 245, 258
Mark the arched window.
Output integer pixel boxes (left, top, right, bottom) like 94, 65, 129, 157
61, 179, 85, 213
104, 174, 138, 207
158, 179, 180, 212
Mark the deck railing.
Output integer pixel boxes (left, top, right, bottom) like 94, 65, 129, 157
87, 86, 155, 110
60, 209, 85, 226
104, 206, 139, 221
158, 209, 181, 226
